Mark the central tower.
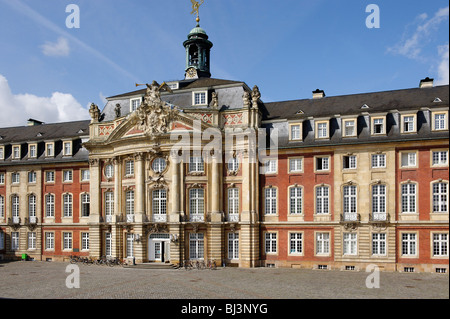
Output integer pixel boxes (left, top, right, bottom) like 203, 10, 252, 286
183, 2, 213, 79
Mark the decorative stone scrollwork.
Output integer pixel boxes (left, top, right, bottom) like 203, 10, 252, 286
89, 158, 99, 167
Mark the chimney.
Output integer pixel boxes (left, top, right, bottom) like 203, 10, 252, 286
312, 89, 325, 99
27, 119, 44, 126
419, 77, 434, 88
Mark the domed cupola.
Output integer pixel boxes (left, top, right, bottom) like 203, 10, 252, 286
183, 18, 213, 79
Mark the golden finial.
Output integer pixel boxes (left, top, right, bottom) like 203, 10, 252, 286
191, 0, 204, 25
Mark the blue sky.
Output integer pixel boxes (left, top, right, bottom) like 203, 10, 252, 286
0, 0, 448, 127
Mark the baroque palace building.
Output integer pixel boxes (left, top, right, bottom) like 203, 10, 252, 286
0, 19, 448, 273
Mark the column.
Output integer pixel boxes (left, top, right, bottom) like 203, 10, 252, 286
88, 158, 102, 258
135, 153, 145, 222
208, 153, 223, 263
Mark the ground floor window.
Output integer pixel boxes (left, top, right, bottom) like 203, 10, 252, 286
228, 232, 239, 259
265, 232, 277, 254
316, 232, 330, 255
127, 233, 134, 258
401, 233, 417, 256
372, 233, 386, 255
433, 233, 448, 257
105, 233, 112, 257
81, 233, 89, 251
45, 232, 54, 250
343, 233, 357, 255
28, 232, 36, 250
63, 232, 72, 250
289, 233, 303, 254
189, 233, 204, 260
11, 232, 19, 251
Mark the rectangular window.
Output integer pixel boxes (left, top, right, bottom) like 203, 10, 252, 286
28, 171, 36, 184
433, 234, 448, 257
371, 154, 386, 168
28, 194, 37, 219
189, 233, 204, 259
317, 122, 328, 139
189, 189, 204, 216
105, 233, 112, 257
12, 173, 20, 184
45, 171, 55, 183
343, 120, 356, 137
126, 191, 135, 216
29, 145, 37, 158
343, 233, 357, 255
264, 188, 277, 215
13, 146, 20, 159
189, 156, 204, 172
0, 232, 4, 250
81, 233, 89, 251
46, 194, 55, 217
0, 173, 4, 184
372, 118, 384, 134
130, 98, 141, 112
290, 233, 303, 254
125, 160, 134, 176
81, 169, 90, 181
63, 194, 73, 217
433, 183, 448, 213
264, 159, 277, 174
372, 233, 386, 255
228, 188, 239, 216
0, 195, 4, 219
63, 170, 73, 182
343, 185, 357, 217
193, 92, 207, 105
290, 124, 302, 140
152, 189, 167, 215
316, 233, 330, 255
316, 157, 329, 171
265, 233, 277, 253
228, 233, 239, 260
432, 151, 448, 166
63, 142, 72, 156
11, 232, 19, 251
316, 186, 329, 215
105, 192, 114, 217
63, 233, 72, 250
372, 184, 386, 218
343, 155, 357, 169
402, 115, 415, 133
46, 143, 54, 157
81, 193, 90, 217
401, 183, 416, 213
401, 152, 417, 168
45, 232, 54, 250
433, 113, 447, 131
290, 187, 302, 215
0, 147, 4, 160
11, 195, 19, 219
402, 233, 417, 256
289, 158, 303, 173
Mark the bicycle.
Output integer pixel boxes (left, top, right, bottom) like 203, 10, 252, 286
183, 260, 193, 270
207, 259, 217, 270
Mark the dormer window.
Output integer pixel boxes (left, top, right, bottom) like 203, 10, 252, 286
0, 146, 4, 160
46, 142, 54, 157
371, 116, 385, 135
315, 121, 329, 139
343, 119, 357, 137
29, 144, 37, 158
401, 114, 417, 134
12, 146, 20, 160
130, 98, 141, 112
193, 91, 207, 106
63, 141, 72, 156
289, 123, 302, 141
432, 111, 448, 131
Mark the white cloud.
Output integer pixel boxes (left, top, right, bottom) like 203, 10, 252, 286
387, 6, 449, 60
0, 74, 89, 127
436, 44, 449, 85
41, 37, 70, 57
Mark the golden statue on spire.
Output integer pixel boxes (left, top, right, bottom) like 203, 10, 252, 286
191, 0, 204, 23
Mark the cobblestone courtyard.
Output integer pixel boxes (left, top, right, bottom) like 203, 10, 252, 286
0, 261, 448, 299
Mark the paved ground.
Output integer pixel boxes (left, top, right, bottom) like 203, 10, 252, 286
0, 261, 448, 299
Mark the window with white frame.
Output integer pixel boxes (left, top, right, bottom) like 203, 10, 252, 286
0, 195, 4, 219
127, 233, 134, 258
371, 154, 386, 168
46, 143, 54, 157
45, 232, 54, 250
12, 146, 20, 159
152, 158, 167, 173
372, 184, 386, 217
126, 191, 135, 215
290, 124, 302, 140
105, 233, 112, 257
372, 233, 386, 255
11, 195, 19, 220
265, 232, 277, 253
264, 188, 277, 215
401, 152, 417, 168
228, 157, 239, 172
63, 194, 73, 217
189, 156, 204, 172
11, 232, 19, 251
316, 186, 329, 215
104, 164, 114, 178
316, 232, 330, 255
402, 115, 416, 133
0, 147, 4, 160
316, 122, 328, 139
433, 233, 448, 257
81, 169, 90, 181
189, 188, 204, 216
63, 232, 72, 250
189, 233, 204, 259
81, 233, 89, 251
432, 150, 448, 166
372, 117, 385, 135
264, 159, 277, 174
343, 119, 356, 137
228, 232, 239, 259
130, 98, 141, 112
81, 193, 90, 217
11, 172, 20, 184
343, 233, 357, 255
290, 233, 303, 254
104, 192, 114, 217
315, 156, 329, 171
28, 171, 36, 184
433, 112, 448, 131
401, 233, 417, 256
152, 189, 167, 216
343, 185, 357, 217
343, 155, 357, 169
45, 194, 55, 217
0, 173, 4, 184
401, 183, 416, 214
432, 182, 448, 213
289, 158, 303, 173
125, 160, 134, 176
193, 91, 207, 106
45, 171, 55, 183
28, 194, 36, 219
29, 144, 37, 158
63, 170, 73, 182
63, 141, 72, 156
228, 188, 239, 216
290, 187, 302, 215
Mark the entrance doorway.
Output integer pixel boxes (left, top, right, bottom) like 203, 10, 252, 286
148, 234, 170, 262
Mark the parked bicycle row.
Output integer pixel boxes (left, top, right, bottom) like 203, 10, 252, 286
176, 260, 217, 270
69, 255, 129, 267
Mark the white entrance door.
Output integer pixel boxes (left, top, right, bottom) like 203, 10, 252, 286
148, 234, 170, 262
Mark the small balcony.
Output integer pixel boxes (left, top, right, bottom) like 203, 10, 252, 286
340, 213, 361, 230
189, 214, 205, 223
152, 214, 167, 223
226, 214, 240, 222
369, 213, 390, 228
126, 214, 135, 223
8, 217, 21, 229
